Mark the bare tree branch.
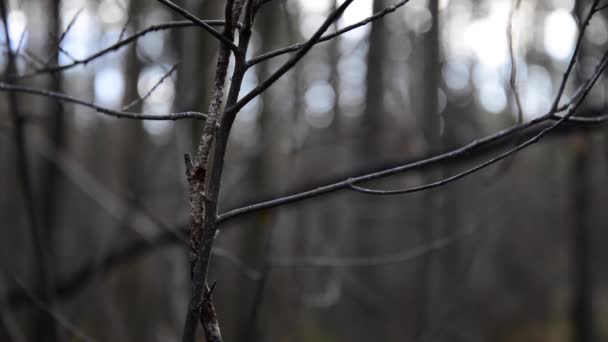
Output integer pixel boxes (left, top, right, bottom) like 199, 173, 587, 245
218, 109, 608, 223
0, 82, 207, 120
182, 1, 247, 341
225, 0, 356, 117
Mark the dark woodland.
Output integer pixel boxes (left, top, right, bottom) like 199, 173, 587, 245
1, 0, 608, 341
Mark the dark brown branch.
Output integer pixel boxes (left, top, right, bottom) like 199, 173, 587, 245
246, 0, 411, 68
0, 82, 207, 120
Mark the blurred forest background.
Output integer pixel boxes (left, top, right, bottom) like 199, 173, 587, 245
1, 0, 608, 341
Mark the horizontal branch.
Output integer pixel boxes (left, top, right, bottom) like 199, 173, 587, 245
0, 82, 207, 121
218, 112, 608, 223
246, 0, 411, 67
347, 114, 575, 195
217, 114, 546, 223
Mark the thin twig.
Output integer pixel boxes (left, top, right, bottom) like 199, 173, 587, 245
43, 8, 84, 66
156, 0, 239, 52
507, 0, 524, 123
14, 20, 227, 79
246, 0, 411, 68
550, 0, 600, 112
122, 63, 179, 111
117, 12, 132, 43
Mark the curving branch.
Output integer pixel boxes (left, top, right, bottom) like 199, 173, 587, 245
217, 113, 548, 223
347, 47, 608, 195
0, 82, 207, 121
218, 107, 608, 222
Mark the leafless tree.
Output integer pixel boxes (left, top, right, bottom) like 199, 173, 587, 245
2, 0, 608, 341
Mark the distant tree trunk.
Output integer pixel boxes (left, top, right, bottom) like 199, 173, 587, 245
32, 0, 62, 340
238, 5, 280, 340
41, 0, 64, 250
570, 3, 594, 341
173, 0, 216, 152
353, 0, 390, 340
416, 0, 441, 337
570, 133, 592, 342
112, 1, 149, 340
